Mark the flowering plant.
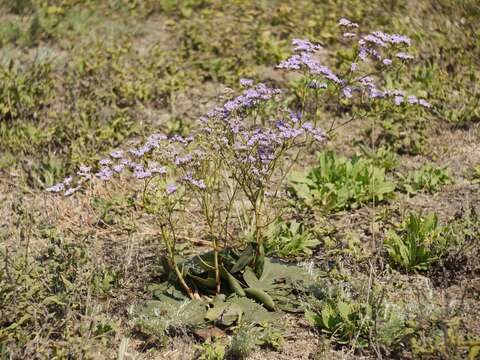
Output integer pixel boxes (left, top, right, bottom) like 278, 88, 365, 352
47, 18, 430, 301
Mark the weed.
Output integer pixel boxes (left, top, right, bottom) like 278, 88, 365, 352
306, 290, 374, 348
197, 339, 226, 360
265, 219, 320, 258
357, 145, 399, 172
289, 151, 396, 212
226, 323, 258, 359
384, 213, 447, 272
399, 164, 451, 195
304, 278, 407, 350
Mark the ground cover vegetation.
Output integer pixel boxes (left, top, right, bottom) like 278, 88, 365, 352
1, 0, 479, 359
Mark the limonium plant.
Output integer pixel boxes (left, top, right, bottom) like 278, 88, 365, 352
47, 18, 431, 300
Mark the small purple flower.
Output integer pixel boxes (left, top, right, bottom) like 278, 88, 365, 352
370, 88, 386, 98
363, 34, 387, 48
46, 183, 64, 193
338, 18, 359, 28
308, 80, 328, 89
96, 167, 113, 181
99, 158, 111, 166
383, 58, 392, 66
359, 76, 375, 88
63, 176, 73, 185
78, 165, 91, 173
77, 165, 92, 180
343, 32, 356, 38
224, 99, 241, 112
390, 34, 411, 46
169, 135, 188, 144
394, 95, 404, 105
149, 133, 167, 142
148, 163, 167, 174
112, 164, 125, 173
388, 89, 405, 96
350, 62, 358, 71
289, 110, 302, 123
129, 145, 151, 158
133, 165, 152, 179
396, 52, 414, 60
343, 87, 353, 98
302, 122, 314, 131
311, 128, 326, 142
372, 31, 391, 43
419, 99, 431, 108
64, 186, 81, 196
278, 126, 304, 140
358, 48, 368, 61
240, 78, 254, 86
314, 65, 343, 84
145, 133, 166, 149
183, 172, 207, 189
407, 95, 418, 104
292, 38, 322, 53
110, 150, 124, 159
368, 48, 381, 60
175, 154, 193, 166
277, 55, 302, 70
166, 184, 177, 195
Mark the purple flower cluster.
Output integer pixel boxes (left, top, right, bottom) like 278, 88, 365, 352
166, 184, 177, 194
277, 46, 343, 85
308, 80, 328, 89
96, 167, 113, 181
356, 30, 413, 65
46, 132, 192, 196
396, 52, 414, 60
239, 78, 254, 87
292, 38, 322, 53
183, 172, 206, 189
338, 18, 359, 28
46, 182, 65, 193
221, 82, 281, 116
223, 112, 326, 186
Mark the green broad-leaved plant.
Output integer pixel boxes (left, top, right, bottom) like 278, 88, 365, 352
289, 151, 395, 212
384, 213, 446, 272
399, 164, 451, 195
265, 219, 320, 258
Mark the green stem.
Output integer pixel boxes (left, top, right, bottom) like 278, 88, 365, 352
202, 191, 221, 294
160, 224, 194, 299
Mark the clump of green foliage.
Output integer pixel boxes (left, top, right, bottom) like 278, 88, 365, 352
196, 339, 226, 360
305, 280, 412, 350
226, 324, 258, 359
399, 164, 451, 195
306, 295, 374, 348
384, 213, 448, 272
265, 219, 320, 258
289, 151, 395, 212
225, 323, 283, 359
357, 145, 399, 172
